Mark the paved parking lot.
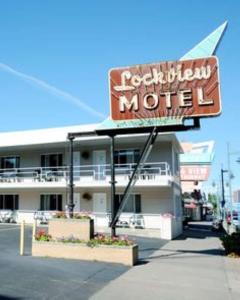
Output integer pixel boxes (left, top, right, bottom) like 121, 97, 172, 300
0, 224, 167, 300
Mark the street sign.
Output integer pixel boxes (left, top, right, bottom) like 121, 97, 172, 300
109, 56, 221, 125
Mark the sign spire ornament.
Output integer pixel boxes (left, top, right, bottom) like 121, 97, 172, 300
181, 21, 228, 60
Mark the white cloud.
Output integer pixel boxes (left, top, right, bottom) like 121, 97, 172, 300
0, 62, 106, 119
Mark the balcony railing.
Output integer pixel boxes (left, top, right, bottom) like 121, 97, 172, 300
0, 166, 68, 183
0, 162, 171, 184
0, 209, 168, 230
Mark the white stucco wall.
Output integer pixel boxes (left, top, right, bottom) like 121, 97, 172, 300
0, 186, 182, 238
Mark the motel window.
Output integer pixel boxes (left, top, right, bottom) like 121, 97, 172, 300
0, 156, 20, 170
0, 195, 19, 210
41, 154, 63, 168
114, 149, 140, 166
115, 194, 141, 213
40, 194, 62, 211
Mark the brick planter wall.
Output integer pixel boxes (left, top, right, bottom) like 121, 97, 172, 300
32, 241, 138, 266
48, 218, 94, 241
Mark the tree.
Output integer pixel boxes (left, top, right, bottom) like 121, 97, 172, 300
208, 193, 218, 213
191, 189, 202, 201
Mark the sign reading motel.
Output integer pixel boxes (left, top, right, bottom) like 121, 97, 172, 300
109, 56, 221, 122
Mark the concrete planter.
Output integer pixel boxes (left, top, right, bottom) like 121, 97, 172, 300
32, 241, 138, 266
48, 218, 94, 241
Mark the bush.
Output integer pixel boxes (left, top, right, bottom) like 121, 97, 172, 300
220, 232, 240, 256
53, 211, 91, 220
35, 230, 52, 242
74, 213, 91, 220
35, 231, 134, 247
87, 233, 134, 247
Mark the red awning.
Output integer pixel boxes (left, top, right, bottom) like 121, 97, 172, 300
185, 203, 197, 209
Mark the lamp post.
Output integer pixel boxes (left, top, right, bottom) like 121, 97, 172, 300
227, 143, 233, 223
212, 180, 221, 220
221, 168, 228, 220
68, 136, 75, 218
227, 143, 240, 226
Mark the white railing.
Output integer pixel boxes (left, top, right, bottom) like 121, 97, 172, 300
0, 166, 68, 183
0, 162, 171, 184
0, 210, 183, 239
0, 210, 163, 229
73, 162, 171, 181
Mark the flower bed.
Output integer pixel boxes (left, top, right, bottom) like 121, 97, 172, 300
32, 231, 138, 266
220, 232, 240, 257
54, 211, 91, 220
49, 214, 94, 241
35, 230, 52, 241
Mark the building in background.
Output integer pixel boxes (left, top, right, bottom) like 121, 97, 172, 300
233, 190, 240, 203
180, 141, 215, 221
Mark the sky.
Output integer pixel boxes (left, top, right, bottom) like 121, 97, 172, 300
0, 0, 240, 193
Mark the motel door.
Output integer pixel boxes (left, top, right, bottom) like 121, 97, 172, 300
74, 193, 81, 212
93, 150, 106, 180
93, 193, 107, 212
73, 151, 81, 179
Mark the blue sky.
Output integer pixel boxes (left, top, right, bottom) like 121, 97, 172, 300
0, 1, 240, 191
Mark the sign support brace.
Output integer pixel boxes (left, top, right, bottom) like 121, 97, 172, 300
109, 126, 158, 233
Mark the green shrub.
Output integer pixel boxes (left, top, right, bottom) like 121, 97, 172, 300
220, 233, 240, 256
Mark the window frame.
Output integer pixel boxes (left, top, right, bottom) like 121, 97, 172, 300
0, 194, 19, 210
115, 194, 141, 213
40, 153, 63, 168
0, 156, 20, 170
40, 194, 62, 211
114, 149, 140, 166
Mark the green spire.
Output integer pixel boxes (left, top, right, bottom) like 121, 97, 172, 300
180, 21, 227, 60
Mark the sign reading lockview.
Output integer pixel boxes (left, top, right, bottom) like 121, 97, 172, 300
110, 56, 221, 122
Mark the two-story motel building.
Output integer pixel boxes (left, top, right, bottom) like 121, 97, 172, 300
0, 123, 183, 239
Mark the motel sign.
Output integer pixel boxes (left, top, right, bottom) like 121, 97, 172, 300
110, 56, 221, 122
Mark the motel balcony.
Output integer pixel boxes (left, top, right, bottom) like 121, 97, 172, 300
0, 162, 177, 189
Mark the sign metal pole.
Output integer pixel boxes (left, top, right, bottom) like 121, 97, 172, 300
68, 136, 75, 218
110, 135, 116, 237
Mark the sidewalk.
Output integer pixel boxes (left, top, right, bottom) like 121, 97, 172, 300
91, 224, 240, 300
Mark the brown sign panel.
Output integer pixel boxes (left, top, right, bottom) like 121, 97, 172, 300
109, 56, 221, 122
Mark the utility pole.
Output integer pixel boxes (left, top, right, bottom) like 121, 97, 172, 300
221, 168, 228, 220
227, 143, 233, 223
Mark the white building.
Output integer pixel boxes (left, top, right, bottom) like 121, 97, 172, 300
0, 123, 183, 239
233, 190, 240, 203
